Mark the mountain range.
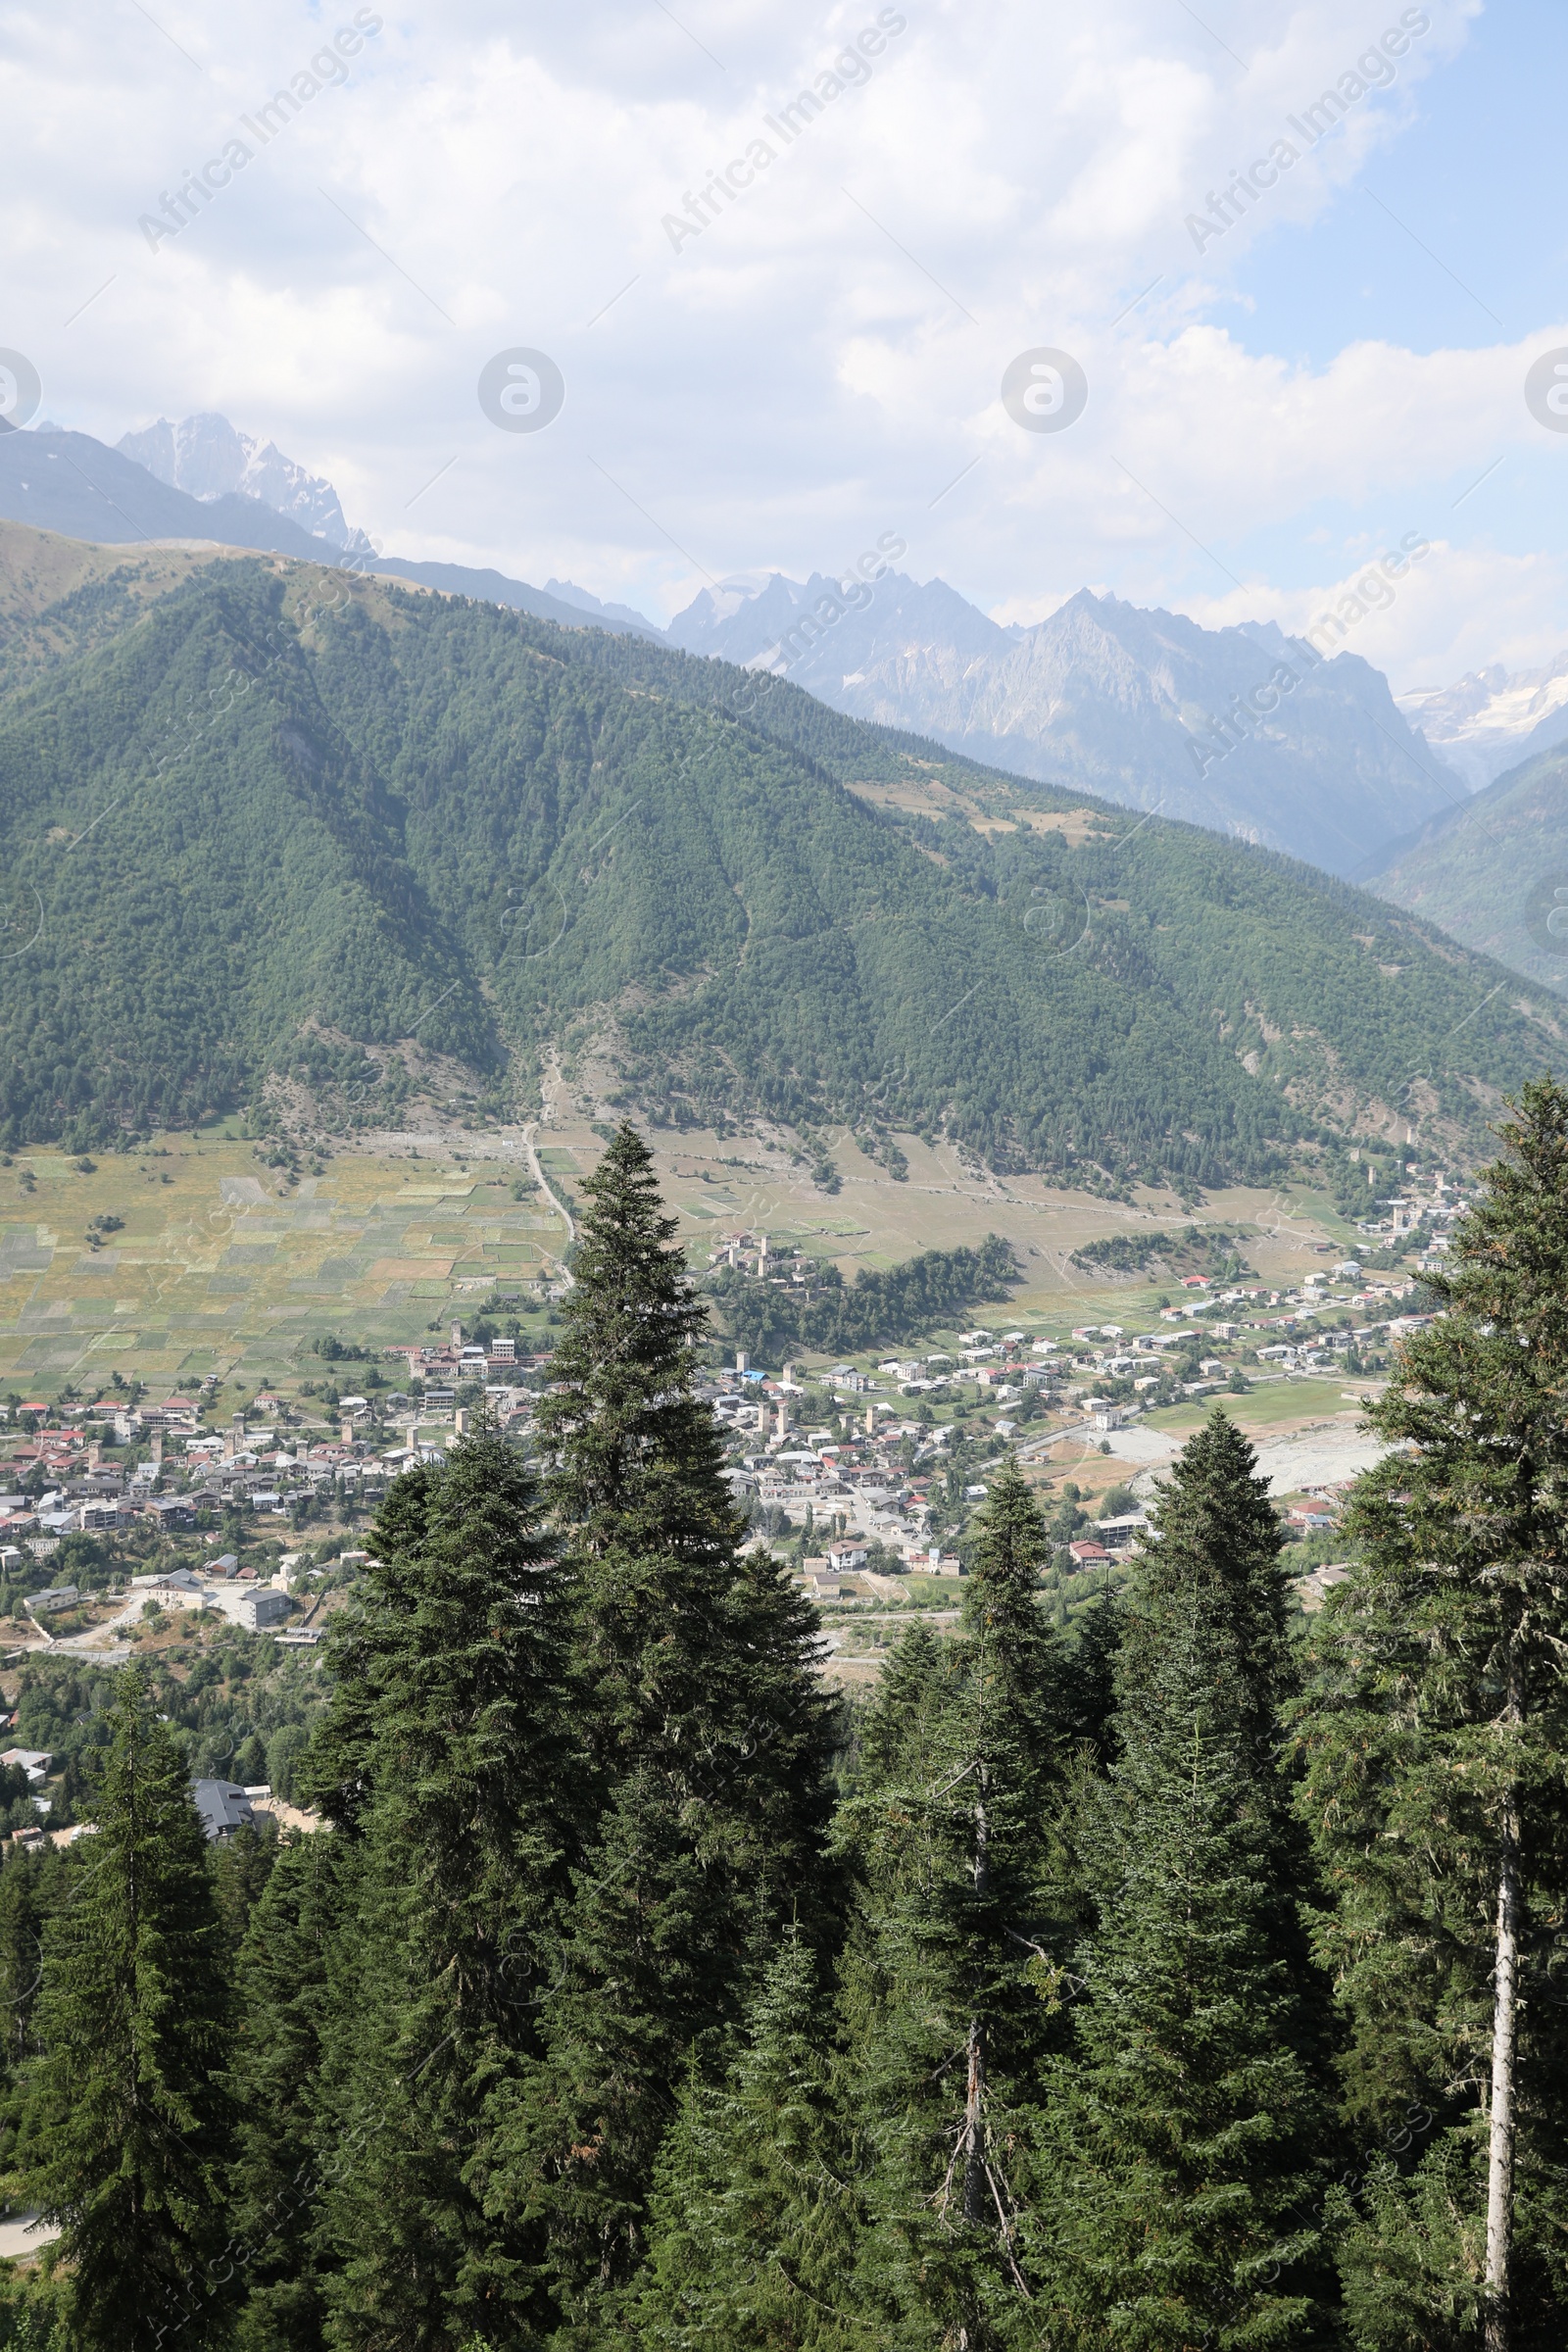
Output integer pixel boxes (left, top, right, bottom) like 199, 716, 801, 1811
3, 409, 1552, 894
116, 413, 374, 556
0, 514, 1556, 1186
0, 422, 659, 641
663, 569, 1464, 877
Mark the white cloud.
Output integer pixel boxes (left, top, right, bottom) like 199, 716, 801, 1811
0, 0, 1549, 689
1180, 540, 1568, 690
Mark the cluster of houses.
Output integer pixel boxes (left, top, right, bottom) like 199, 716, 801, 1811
682, 1244, 1445, 1598
1358, 1167, 1468, 1272
0, 1208, 1442, 1622
699, 1337, 1072, 1594
0, 1325, 551, 1561
1064, 1265, 1433, 1396
127, 1564, 296, 1633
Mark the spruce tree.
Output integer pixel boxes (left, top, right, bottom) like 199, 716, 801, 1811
639, 1931, 862, 2350
210, 1815, 279, 1954
229, 1832, 359, 2352
1115, 1405, 1295, 1769
504, 1544, 837, 2333
1296, 1080, 1568, 2350
499, 1123, 840, 2328
957, 1458, 1065, 1815
305, 1432, 577, 2351
1033, 1610, 1336, 2347
0, 1845, 60, 2183
855, 1619, 946, 1797
535, 1120, 735, 1563
1112, 1410, 1329, 2021
19, 1667, 236, 2352
301, 1459, 440, 1834
1054, 1582, 1122, 1766
1026, 1410, 1340, 2343
847, 1461, 1066, 2345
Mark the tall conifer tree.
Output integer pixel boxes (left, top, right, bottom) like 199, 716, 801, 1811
0, 1846, 59, 2184
1113, 1410, 1330, 2028
535, 1121, 735, 1564
1031, 1412, 1339, 2344
506, 1121, 839, 2330
639, 1931, 862, 2350
229, 1832, 358, 2352
19, 1668, 236, 2352
1034, 1613, 1336, 2347
1115, 1406, 1295, 1769
306, 1433, 577, 2350
854, 1620, 946, 1798
1297, 1080, 1568, 2350
847, 1461, 1065, 2345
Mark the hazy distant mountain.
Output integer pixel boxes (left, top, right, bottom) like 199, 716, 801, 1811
358, 556, 664, 637
0, 424, 661, 641
118, 412, 373, 554
669, 568, 1004, 671
114, 416, 663, 635
0, 425, 340, 559
1396, 653, 1568, 791
667, 571, 1463, 876
1365, 742, 1568, 996
545, 576, 662, 635
0, 415, 1494, 876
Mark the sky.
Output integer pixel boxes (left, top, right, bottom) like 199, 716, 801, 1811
6, 0, 1568, 685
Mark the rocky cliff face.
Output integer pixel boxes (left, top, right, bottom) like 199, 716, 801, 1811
117, 413, 372, 554
669, 572, 1463, 875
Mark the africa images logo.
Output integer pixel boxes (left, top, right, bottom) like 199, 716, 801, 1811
1525, 875, 1568, 960
137, 11, 383, 250
1184, 10, 1432, 255
661, 11, 907, 252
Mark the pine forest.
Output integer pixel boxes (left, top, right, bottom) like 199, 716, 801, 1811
1, 1088, 1565, 2352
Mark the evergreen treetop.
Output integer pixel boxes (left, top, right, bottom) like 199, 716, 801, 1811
536, 1122, 737, 1562
844, 1468, 1070, 2344
301, 1458, 440, 1834
227, 1830, 355, 2352
1295, 1080, 1568, 2346
639, 1930, 863, 2350
958, 1455, 1060, 1765
1115, 1406, 1293, 1766
304, 1434, 579, 2350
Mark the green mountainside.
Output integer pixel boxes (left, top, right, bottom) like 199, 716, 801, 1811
1365, 741, 1568, 997
0, 526, 1558, 1183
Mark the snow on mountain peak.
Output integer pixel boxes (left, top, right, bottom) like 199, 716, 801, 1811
1396, 651, 1568, 790
116, 413, 371, 554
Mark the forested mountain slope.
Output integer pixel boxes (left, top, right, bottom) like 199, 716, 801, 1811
0, 529, 1556, 1182
1365, 741, 1568, 997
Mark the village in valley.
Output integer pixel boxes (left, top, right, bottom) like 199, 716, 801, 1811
0, 1103, 1462, 1752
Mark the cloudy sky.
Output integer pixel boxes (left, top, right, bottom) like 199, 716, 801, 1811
7, 0, 1567, 683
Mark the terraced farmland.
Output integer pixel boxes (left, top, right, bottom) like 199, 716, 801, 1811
0, 1134, 569, 1393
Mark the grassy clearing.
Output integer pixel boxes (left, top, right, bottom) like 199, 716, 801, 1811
1140, 1378, 1378, 1441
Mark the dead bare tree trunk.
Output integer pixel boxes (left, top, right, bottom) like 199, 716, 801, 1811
962, 2015, 986, 2226
1483, 1655, 1524, 2352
